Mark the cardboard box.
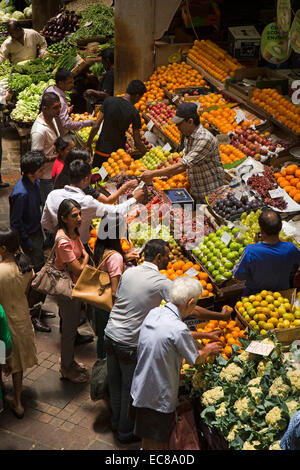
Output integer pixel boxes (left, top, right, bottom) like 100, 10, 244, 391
228, 25, 261, 59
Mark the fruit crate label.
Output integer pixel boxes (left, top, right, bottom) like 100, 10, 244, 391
155, 223, 162, 234
162, 143, 172, 152
269, 188, 283, 198
172, 95, 179, 102
185, 267, 199, 278
185, 319, 208, 328
0, 340, 5, 364
99, 166, 108, 180
227, 221, 234, 229
221, 232, 232, 246
245, 341, 274, 356
147, 120, 154, 131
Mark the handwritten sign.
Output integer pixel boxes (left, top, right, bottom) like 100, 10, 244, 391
221, 232, 232, 246
246, 341, 274, 356
0, 340, 5, 364
185, 267, 200, 278
99, 166, 108, 180
162, 143, 172, 152
147, 120, 154, 131
235, 109, 246, 124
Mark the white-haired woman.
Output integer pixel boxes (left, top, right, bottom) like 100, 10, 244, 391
130, 276, 223, 451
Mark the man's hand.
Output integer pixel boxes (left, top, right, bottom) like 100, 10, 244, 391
206, 330, 222, 343
121, 179, 138, 192
125, 250, 140, 262
204, 341, 223, 357
132, 186, 144, 203
221, 305, 233, 321
91, 120, 99, 129
140, 169, 154, 185
68, 105, 74, 114
85, 89, 96, 96
2, 357, 12, 377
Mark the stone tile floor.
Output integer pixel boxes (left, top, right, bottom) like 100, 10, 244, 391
0, 126, 140, 450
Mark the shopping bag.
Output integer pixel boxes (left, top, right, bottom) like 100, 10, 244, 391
90, 358, 109, 401
168, 401, 200, 450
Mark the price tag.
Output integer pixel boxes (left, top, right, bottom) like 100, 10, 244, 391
185, 267, 200, 278
235, 190, 243, 201
185, 319, 208, 328
246, 341, 274, 357
221, 232, 232, 246
162, 143, 172, 152
269, 188, 283, 198
155, 223, 162, 234
99, 166, 108, 180
147, 120, 154, 131
227, 221, 234, 229
234, 109, 246, 124
172, 95, 179, 102
0, 340, 5, 365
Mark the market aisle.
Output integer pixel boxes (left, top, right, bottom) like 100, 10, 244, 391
0, 130, 139, 450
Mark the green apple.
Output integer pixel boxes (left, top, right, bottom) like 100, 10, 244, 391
219, 266, 225, 274
224, 261, 233, 270
201, 256, 208, 264
212, 270, 219, 278
223, 271, 233, 279
211, 256, 218, 264
215, 274, 223, 283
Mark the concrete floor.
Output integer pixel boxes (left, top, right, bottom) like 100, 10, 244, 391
0, 126, 139, 451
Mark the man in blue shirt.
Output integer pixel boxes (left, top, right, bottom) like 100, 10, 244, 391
234, 209, 300, 296
9, 151, 52, 333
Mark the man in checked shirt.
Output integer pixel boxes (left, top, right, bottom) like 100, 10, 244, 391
141, 102, 226, 203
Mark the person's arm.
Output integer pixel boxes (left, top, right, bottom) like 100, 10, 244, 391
86, 110, 104, 149
132, 128, 147, 155
67, 249, 89, 278
140, 161, 186, 185
0, 40, 9, 64
94, 186, 144, 218
41, 199, 57, 233
9, 193, 34, 249
35, 31, 48, 57
174, 327, 222, 368
57, 239, 89, 278
97, 180, 138, 204
86, 89, 110, 100
195, 342, 223, 365
31, 131, 57, 163
191, 330, 222, 342
111, 275, 121, 300
59, 98, 96, 132
189, 305, 233, 321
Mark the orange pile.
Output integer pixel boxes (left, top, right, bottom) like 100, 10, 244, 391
187, 39, 244, 82
184, 92, 229, 108
153, 173, 189, 191
160, 260, 214, 298
135, 62, 207, 113
162, 120, 181, 145
219, 144, 247, 164
196, 319, 246, 360
274, 164, 300, 203
251, 88, 300, 134
103, 148, 146, 178
200, 107, 259, 134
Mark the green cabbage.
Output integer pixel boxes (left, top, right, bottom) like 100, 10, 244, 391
11, 11, 25, 20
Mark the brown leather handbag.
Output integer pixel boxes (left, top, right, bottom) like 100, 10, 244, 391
72, 250, 117, 311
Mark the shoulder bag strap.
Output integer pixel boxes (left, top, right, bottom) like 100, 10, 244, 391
47, 235, 71, 263
97, 250, 119, 271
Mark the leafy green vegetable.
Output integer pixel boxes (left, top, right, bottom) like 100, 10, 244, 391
8, 74, 32, 96
69, 4, 114, 42
55, 47, 77, 71
11, 79, 55, 122
89, 62, 104, 80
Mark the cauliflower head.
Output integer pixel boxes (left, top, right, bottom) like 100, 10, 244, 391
265, 406, 287, 430
286, 400, 300, 417
257, 359, 272, 377
192, 370, 207, 392
215, 402, 227, 418
286, 369, 300, 393
248, 377, 261, 387
234, 397, 255, 418
202, 386, 224, 407
238, 351, 251, 363
219, 363, 243, 383
226, 424, 238, 442
249, 386, 263, 404
269, 441, 281, 451
269, 376, 291, 398
242, 441, 260, 450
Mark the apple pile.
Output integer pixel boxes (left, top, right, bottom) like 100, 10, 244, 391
70, 112, 95, 122
125, 127, 152, 153
230, 127, 283, 161
146, 102, 176, 128
192, 226, 251, 284
141, 146, 181, 170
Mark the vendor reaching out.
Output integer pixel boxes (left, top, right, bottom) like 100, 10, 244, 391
0, 21, 47, 64
86, 79, 148, 169
140, 102, 227, 204
85, 47, 114, 103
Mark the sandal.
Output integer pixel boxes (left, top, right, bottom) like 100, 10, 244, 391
5, 396, 24, 419
72, 360, 88, 373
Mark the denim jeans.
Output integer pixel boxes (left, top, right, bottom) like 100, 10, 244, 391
39, 178, 54, 207
94, 307, 110, 359
104, 335, 137, 440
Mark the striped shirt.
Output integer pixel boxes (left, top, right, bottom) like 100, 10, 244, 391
181, 125, 226, 203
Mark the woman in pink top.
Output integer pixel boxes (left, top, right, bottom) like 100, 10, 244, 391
55, 198, 89, 383
52, 135, 75, 183
93, 214, 137, 359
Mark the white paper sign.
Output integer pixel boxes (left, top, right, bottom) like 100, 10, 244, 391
172, 95, 179, 102
246, 341, 274, 356
155, 223, 162, 234
162, 143, 172, 152
235, 109, 246, 124
99, 166, 108, 180
0, 340, 5, 364
269, 188, 283, 198
235, 191, 243, 201
227, 221, 234, 229
147, 120, 154, 131
185, 267, 199, 278
221, 232, 232, 246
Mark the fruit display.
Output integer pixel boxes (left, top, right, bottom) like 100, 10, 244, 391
187, 39, 244, 82
172, 208, 218, 248
251, 88, 300, 134
153, 173, 189, 191
129, 222, 176, 248
146, 102, 176, 127
247, 166, 288, 210
235, 290, 300, 335
102, 149, 146, 178
186, 332, 300, 450
230, 127, 285, 161
192, 226, 251, 284
183, 92, 230, 108
141, 146, 181, 170
274, 164, 300, 204
200, 107, 259, 134
212, 192, 264, 220
219, 144, 247, 165
162, 120, 181, 145
159, 260, 215, 298
125, 124, 151, 153
195, 319, 246, 360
